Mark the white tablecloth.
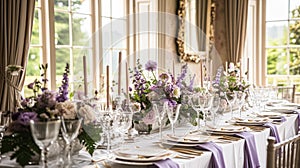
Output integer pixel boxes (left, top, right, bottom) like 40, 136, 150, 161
1, 111, 298, 168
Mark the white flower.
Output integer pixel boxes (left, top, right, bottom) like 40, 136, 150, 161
55, 101, 76, 119
173, 86, 181, 98
78, 105, 96, 124
228, 62, 235, 73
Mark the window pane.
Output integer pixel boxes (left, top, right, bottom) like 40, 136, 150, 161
31, 10, 40, 45
289, 48, 300, 75
112, 19, 126, 48
35, 0, 40, 8
72, 0, 91, 14
266, 0, 288, 21
266, 21, 288, 46
56, 48, 70, 76
112, 0, 124, 18
72, 14, 91, 46
289, 20, 300, 45
25, 48, 42, 97
267, 48, 288, 75
101, 0, 111, 17
55, 11, 70, 45
290, 0, 300, 19
54, 0, 69, 10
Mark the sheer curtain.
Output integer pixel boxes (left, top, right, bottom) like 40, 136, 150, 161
224, 0, 248, 64
0, 0, 35, 112
196, 0, 208, 52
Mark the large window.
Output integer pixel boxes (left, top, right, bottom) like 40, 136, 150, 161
265, 0, 300, 86
25, 0, 129, 97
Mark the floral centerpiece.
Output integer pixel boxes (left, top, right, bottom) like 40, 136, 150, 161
129, 59, 196, 133
1, 63, 98, 166
212, 62, 250, 111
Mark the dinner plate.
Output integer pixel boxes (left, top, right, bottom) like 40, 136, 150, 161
257, 112, 283, 118
108, 157, 154, 166
164, 134, 214, 144
232, 118, 270, 126
160, 139, 199, 147
206, 126, 248, 135
266, 106, 296, 113
113, 150, 172, 162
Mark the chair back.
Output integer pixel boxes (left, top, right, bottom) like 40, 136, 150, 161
267, 134, 300, 168
276, 85, 296, 103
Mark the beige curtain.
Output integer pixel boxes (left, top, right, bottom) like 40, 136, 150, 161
196, 0, 208, 51
224, 0, 248, 64
0, 0, 35, 112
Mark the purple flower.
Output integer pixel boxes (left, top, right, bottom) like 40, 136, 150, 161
56, 63, 69, 102
17, 112, 38, 126
27, 82, 34, 89
145, 60, 157, 71
36, 90, 57, 110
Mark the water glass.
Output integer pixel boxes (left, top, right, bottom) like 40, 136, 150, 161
0, 112, 9, 162
152, 101, 166, 140
30, 120, 61, 168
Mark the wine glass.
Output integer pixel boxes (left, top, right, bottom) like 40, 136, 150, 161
189, 93, 203, 131
29, 120, 61, 168
224, 91, 237, 119
166, 104, 181, 136
234, 91, 246, 118
152, 101, 167, 140
97, 109, 115, 157
61, 118, 83, 166
114, 104, 133, 143
209, 94, 221, 128
0, 112, 9, 162
198, 92, 213, 130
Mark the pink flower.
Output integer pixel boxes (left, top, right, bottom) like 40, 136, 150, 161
142, 110, 156, 125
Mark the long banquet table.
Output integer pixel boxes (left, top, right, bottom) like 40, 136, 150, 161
1, 109, 299, 168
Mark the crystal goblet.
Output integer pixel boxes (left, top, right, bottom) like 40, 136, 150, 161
61, 118, 83, 166
166, 104, 181, 136
30, 120, 61, 168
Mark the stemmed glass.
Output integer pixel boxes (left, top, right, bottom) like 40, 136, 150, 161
189, 94, 203, 131
224, 91, 237, 119
96, 109, 115, 157
166, 104, 181, 136
61, 117, 83, 167
30, 120, 61, 168
115, 103, 133, 143
209, 94, 221, 128
0, 112, 9, 162
234, 91, 246, 118
152, 101, 167, 140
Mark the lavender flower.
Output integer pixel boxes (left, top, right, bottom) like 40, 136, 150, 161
176, 64, 188, 88
56, 63, 69, 102
27, 82, 34, 89
145, 60, 157, 71
17, 112, 38, 126
36, 90, 57, 110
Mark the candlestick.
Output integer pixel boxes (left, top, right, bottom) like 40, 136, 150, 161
210, 59, 213, 86
200, 60, 203, 87
83, 55, 88, 97
106, 65, 110, 109
240, 58, 242, 80
125, 62, 129, 102
173, 60, 175, 79
118, 51, 122, 95
247, 58, 249, 80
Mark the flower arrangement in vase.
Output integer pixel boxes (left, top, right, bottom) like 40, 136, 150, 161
1, 63, 98, 166
129, 59, 197, 133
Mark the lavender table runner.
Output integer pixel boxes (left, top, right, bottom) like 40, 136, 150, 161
234, 132, 260, 168
195, 142, 226, 168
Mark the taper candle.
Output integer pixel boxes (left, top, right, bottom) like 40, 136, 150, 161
210, 59, 213, 85
106, 65, 110, 109
173, 60, 175, 79
200, 60, 203, 87
118, 51, 122, 95
225, 61, 228, 72
83, 55, 88, 97
125, 62, 129, 101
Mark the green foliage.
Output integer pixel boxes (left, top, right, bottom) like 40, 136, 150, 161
77, 127, 98, 155
1, 133, 40, 167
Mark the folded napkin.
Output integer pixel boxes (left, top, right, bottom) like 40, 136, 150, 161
294, 110, 300, 133
263, 122, 280, 143
234, 132, 260, 168
151, 158, 179, 168
195, 142, 226, 168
